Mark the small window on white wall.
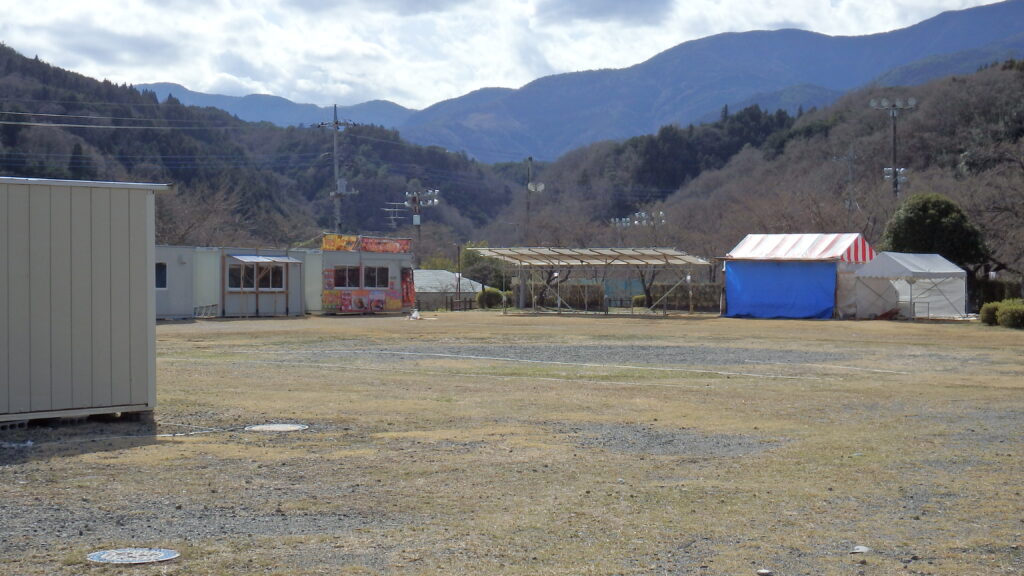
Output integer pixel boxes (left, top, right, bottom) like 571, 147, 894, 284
155, 262, 167, 289
258, 265, 285, 290
228, 263, 256, 290
364, 266, 390, 288
334, 266, 360, 288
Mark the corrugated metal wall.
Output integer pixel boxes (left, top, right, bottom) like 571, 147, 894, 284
1, 178, 165, 421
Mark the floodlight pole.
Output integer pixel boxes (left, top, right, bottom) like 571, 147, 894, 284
519, 157, 543, 309
870, 98, 916, 196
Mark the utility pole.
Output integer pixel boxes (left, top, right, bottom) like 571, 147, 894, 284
870, 98, 916, 196
317, 105, 358, 232
404, 187, 439, 267
519, 157, 544, 309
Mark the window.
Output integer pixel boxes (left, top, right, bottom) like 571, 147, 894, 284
228, 263, 256, 290
155, 262, 168, 289
364, 266, 390, 288
229, 263, 285, 291
334, 266, 360, 288
258, 264, 284, 290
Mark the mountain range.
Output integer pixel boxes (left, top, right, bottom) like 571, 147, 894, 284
139, 0, 1024, 163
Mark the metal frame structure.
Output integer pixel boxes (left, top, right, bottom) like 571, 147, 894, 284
468, 247, 710, 313
471, 247, 708, 268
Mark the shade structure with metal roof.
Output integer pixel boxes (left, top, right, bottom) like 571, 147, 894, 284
469, 247, 709, 268
468, 247, 711, 313
230, 255, 303, 264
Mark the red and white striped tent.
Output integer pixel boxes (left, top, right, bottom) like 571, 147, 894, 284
726, 233, 875, 263
723, 233, 876, 319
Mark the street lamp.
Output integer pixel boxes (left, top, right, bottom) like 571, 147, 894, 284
870, 97, 916, 196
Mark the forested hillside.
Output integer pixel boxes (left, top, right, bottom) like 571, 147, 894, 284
2, 43, 1021, 275
0, 44, 512, 248
512, 62, 1024, 274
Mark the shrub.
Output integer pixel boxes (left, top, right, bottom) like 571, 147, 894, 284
476, 287, 504, 309
631, 294, 649, 308
980, 301, 1001, 325
996, 301, 1024, 329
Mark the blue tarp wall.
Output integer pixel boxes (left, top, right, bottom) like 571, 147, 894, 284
725, 260, 837, 319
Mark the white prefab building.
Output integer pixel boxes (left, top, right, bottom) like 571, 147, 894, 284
155, 246, 307, 318
1, 177, 168, 422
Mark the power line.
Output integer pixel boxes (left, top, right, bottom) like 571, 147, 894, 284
0, 119, 247, 131
0, 110, 220, 125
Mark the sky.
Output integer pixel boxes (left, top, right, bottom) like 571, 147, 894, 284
0, 0, 1000, 110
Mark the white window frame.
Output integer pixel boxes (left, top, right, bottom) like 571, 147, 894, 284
364, 266, 390, 289
228, 263, 256, 291
334, 266, 360, 288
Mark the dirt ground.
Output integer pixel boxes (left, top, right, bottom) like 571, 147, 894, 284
1, 311, 1023, 575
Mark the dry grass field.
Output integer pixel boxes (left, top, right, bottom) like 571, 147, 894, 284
2, 311, 1023, 575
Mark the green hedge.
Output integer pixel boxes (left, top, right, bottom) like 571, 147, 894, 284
996, 301, 1024, 329
476, 287, 505, 309
981, 298, 1023, 328
980, 301, 1001, 325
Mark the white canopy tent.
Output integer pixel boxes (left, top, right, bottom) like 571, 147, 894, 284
855, 252, 967, 319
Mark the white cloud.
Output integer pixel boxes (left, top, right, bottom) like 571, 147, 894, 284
0, 0, 1000, 109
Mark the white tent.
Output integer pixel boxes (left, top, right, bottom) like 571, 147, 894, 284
855, 252, 966, 319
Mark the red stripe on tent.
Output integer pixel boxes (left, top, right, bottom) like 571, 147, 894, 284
842, 236, 876, 263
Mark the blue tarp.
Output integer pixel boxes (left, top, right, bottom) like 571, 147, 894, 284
725, 260, 837, 319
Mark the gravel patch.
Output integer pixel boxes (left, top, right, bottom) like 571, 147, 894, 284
550, 422, 778, 458
307, 343, 858, 367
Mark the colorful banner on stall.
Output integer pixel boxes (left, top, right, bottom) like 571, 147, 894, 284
322, 234, 359, 252
360, 236, 411, 254
322, 289, 403, 313
401, 268, 415, 308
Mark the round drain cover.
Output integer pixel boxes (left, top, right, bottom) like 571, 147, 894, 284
87, 548, 179, 564
244, 423, 309, 432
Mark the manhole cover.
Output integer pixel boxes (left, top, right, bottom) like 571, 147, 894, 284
87, 548, 179, 564
244, 423, 309, 432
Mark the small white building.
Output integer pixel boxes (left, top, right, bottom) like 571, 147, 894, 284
156, 246, 307, 318
2, 177, 168, 422
414, 269, 487, 310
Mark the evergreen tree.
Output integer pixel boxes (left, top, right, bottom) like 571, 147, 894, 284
880, 193, 990, 270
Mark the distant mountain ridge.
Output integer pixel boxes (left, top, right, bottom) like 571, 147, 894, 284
137, 82, 416, 127
140, 0, 1024, 162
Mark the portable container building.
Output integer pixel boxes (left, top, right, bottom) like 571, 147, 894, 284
1, 177, 168, 422
320, 234, 415, 314
155, 245, 306, 318
155, 245, 196, 319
